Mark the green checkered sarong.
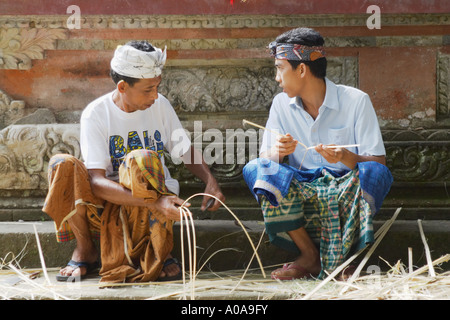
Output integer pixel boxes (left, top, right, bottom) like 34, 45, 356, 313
261, 168, 373, 279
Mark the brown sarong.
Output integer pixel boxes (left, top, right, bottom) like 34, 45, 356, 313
43, 154, 103, 242
43, 149, 176, 283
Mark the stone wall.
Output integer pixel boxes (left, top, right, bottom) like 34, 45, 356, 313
0, 0, 449, 221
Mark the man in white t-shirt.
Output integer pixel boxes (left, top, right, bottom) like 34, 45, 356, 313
243, 28, 392, 280
43, 41, 225, 283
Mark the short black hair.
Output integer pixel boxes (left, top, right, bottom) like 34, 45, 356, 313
110, 40, 156, 86
275, 27, 327, 79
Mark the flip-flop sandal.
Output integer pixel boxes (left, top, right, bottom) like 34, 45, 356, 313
271, 263, 315, 281
157, 258, 182, 282
56, 260, 100, 282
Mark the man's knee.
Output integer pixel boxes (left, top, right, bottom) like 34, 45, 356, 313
47, 154, 83, 182
49, 154, 78, 169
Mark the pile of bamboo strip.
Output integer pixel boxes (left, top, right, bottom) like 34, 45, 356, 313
1, 206, 449, 300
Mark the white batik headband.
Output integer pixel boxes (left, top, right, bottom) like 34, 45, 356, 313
110, 44, 167, 79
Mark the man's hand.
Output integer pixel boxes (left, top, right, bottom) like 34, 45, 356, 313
182, 146, 225, 212
150, 195, 190, 221
315, 144, 387, 169
276, 133, 298, 158
314, 144, 343, 164
200, 179, 225, 212
260, 133, 298, 163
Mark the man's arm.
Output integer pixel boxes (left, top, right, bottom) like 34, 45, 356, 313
88, 169, 187, 221
182, 146, 225, 211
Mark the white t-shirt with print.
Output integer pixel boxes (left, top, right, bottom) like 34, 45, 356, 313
80, 91, 191, 195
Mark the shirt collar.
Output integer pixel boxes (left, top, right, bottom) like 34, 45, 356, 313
322, 78, 339, 111
290, 78, 339, 111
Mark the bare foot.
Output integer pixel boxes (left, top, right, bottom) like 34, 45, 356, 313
337, 265, 356, 281
271, 263, 313, 280
271, 252, 321, 280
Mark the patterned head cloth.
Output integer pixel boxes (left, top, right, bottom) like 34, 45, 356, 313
111, 44, 167, 79
268, 41, 326, 61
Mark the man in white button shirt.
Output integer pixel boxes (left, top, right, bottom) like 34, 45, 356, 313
243, 28, 392, 280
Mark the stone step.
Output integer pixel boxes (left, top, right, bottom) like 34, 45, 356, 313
0, 219, 449, 273
2, 205, 450, 224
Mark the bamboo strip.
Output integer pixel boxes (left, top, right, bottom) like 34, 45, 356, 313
179, 203, 186, 299
196, 248, 242, 278
7, 264, 70, 300
323, 144, 360, 149
0, 222, 52, 289
197, 230, 243, 270
242, 119, 309, 150
417, 219, 436, 277
179, 207, 190, 299
182, 205, 197, 299
339, 207, 403, 295
176, 192, 267, 299
231, 227, 266, 293
243, 119, 360, 151
2, 260, 450, 300
3, 200, 448, 300
32, 223, 51, 286
243, 119, 360, 169
181, 193, 266, 278
303, 207, 402, 300
367, 254, 450, 299
408, 247, 413, 274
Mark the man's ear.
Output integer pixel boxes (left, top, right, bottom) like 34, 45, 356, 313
117, 80, 127, 93
297, 63, 307, 78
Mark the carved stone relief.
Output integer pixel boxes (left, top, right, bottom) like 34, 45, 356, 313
383, 129, 450, 182
0, 27, 66, 70
160, 66, 278, 113
0, 122, 448, 192
0, 89, 25, 129
1, 14, 448, 30
56, 36, 447, 52
160, 57, 358, 113
0, 124, 80, 190
437, 53, 449, 121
